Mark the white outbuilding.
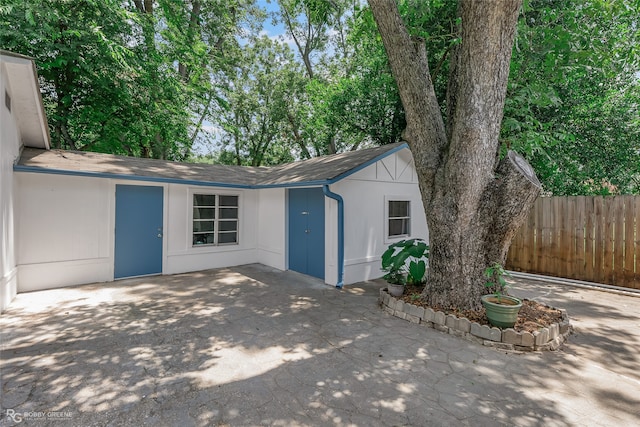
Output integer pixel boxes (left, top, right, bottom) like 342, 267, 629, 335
1, 50, 50, 312
1, 51, 427, 312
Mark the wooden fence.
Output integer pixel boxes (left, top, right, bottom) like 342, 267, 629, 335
506, 196, 639, 289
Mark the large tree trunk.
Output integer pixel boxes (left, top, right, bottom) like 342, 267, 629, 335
369, 0, 541, 310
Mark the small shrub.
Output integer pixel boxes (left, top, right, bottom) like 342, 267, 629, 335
381, 239, 430, 285
483, 262, 512, 300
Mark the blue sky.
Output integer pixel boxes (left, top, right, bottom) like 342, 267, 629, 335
259, 0, 285, 38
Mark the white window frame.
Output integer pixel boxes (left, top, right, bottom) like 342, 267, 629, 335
191, 191, 240, 247
385, 197, 411, 242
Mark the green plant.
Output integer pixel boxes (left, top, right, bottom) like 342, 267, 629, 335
381, 239, 430, 285
483, 262, 513, 300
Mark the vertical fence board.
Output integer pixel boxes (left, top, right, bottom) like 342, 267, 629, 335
544, 197, 555, 276
631, 197, 640, 289
535, 198, 545, 274
560, 197, 572, 279
603, 197, 615, 284
584, 197, 595, 281
593, 197, 605, 283
574, 196, 586, 281
523, 203, 535, 271
625, 196, 633, 287
613, 197, 626, 284
506, 195, 639, 289
552, 197, 562, 278
623, 196, 635, 287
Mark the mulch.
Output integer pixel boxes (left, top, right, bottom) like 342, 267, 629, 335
398, 284, 563, 333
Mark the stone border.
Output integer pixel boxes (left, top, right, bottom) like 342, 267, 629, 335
379, 288, 572, 351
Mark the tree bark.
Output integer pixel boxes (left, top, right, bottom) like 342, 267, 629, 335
369, 0, 540, 310
178, 0, 202, 81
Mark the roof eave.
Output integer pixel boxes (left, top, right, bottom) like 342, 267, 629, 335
0, 51, 51, 150
13, 165, 254, 189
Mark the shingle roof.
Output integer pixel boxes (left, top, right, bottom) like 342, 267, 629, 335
16, 142, 407, 188
265, 143, 405, 185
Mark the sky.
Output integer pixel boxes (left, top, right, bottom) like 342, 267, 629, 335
194, 0, 291, 156
260, 0, 285, 38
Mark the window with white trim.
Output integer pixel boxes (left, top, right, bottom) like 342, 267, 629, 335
192, 194, 239, 246
388, 200, 410, 238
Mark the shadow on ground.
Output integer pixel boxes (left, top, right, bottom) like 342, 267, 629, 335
1, 265, 638, 426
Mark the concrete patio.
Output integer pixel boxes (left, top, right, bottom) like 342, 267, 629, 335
1, 264, 639, 426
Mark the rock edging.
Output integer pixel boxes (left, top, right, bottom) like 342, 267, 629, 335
379, 287, 572, 351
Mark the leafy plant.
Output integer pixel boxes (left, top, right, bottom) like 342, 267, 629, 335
483, 262, 513, 300
381, 239, 429, 285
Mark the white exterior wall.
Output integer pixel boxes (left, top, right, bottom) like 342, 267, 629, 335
0, 62, 20, 311
12, 146, 426, 292
256, 188, 286, 270
16, 173, 113, 291
327, 148, 428, 285
164, 184, 259, 274
15, 173, 264, 291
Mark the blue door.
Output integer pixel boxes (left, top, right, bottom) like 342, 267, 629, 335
114, 185, 163, 279
288, 188, 325, 279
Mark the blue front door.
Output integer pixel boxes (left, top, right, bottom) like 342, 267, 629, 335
288, 188, 325, 279
114, 185, 164, 279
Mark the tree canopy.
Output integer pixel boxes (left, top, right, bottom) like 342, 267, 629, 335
0, 0, 637, 192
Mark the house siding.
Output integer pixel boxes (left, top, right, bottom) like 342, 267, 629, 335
327, 148, 428, 286
257, 188, 287, 271
14, 174, 270, 292
0, 62, 20, 311
164, 183, 260, 275
11, 145, 427, 294
15, 173, 112, 291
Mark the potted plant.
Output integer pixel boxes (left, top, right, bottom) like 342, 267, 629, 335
381, 239, 429, 297
481, 262, 522, 328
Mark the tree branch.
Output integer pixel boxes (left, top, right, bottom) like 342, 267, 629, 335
481, 151, 541, 262
368, 0, 448, 196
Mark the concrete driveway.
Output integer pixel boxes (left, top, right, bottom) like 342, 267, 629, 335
1, 264, 639, 426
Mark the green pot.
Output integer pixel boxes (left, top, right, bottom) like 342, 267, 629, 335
481, 295, 523, 328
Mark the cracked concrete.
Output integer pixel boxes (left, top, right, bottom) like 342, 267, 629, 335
1, 264, 639, 426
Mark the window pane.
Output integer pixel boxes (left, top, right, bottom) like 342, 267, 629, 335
193, 220, 214, 232
193, 208, 215, 220
218, 232, 237, 244
194, 194, 216, 207
389, 219, 409, 236
192, 193, 239, 247
218, 220, 237, 232
219, 195, 238, 207
219, 207, 238, 219
389, 201, 409, 218
193, 232, 215, 245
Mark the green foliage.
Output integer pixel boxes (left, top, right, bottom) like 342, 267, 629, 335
502, 0, 640, 195
217, 35, 300, 166
2, 0, 637, 188
0, 0, 249, 161
381, 239, 430, 285
483, 262, 512, 299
